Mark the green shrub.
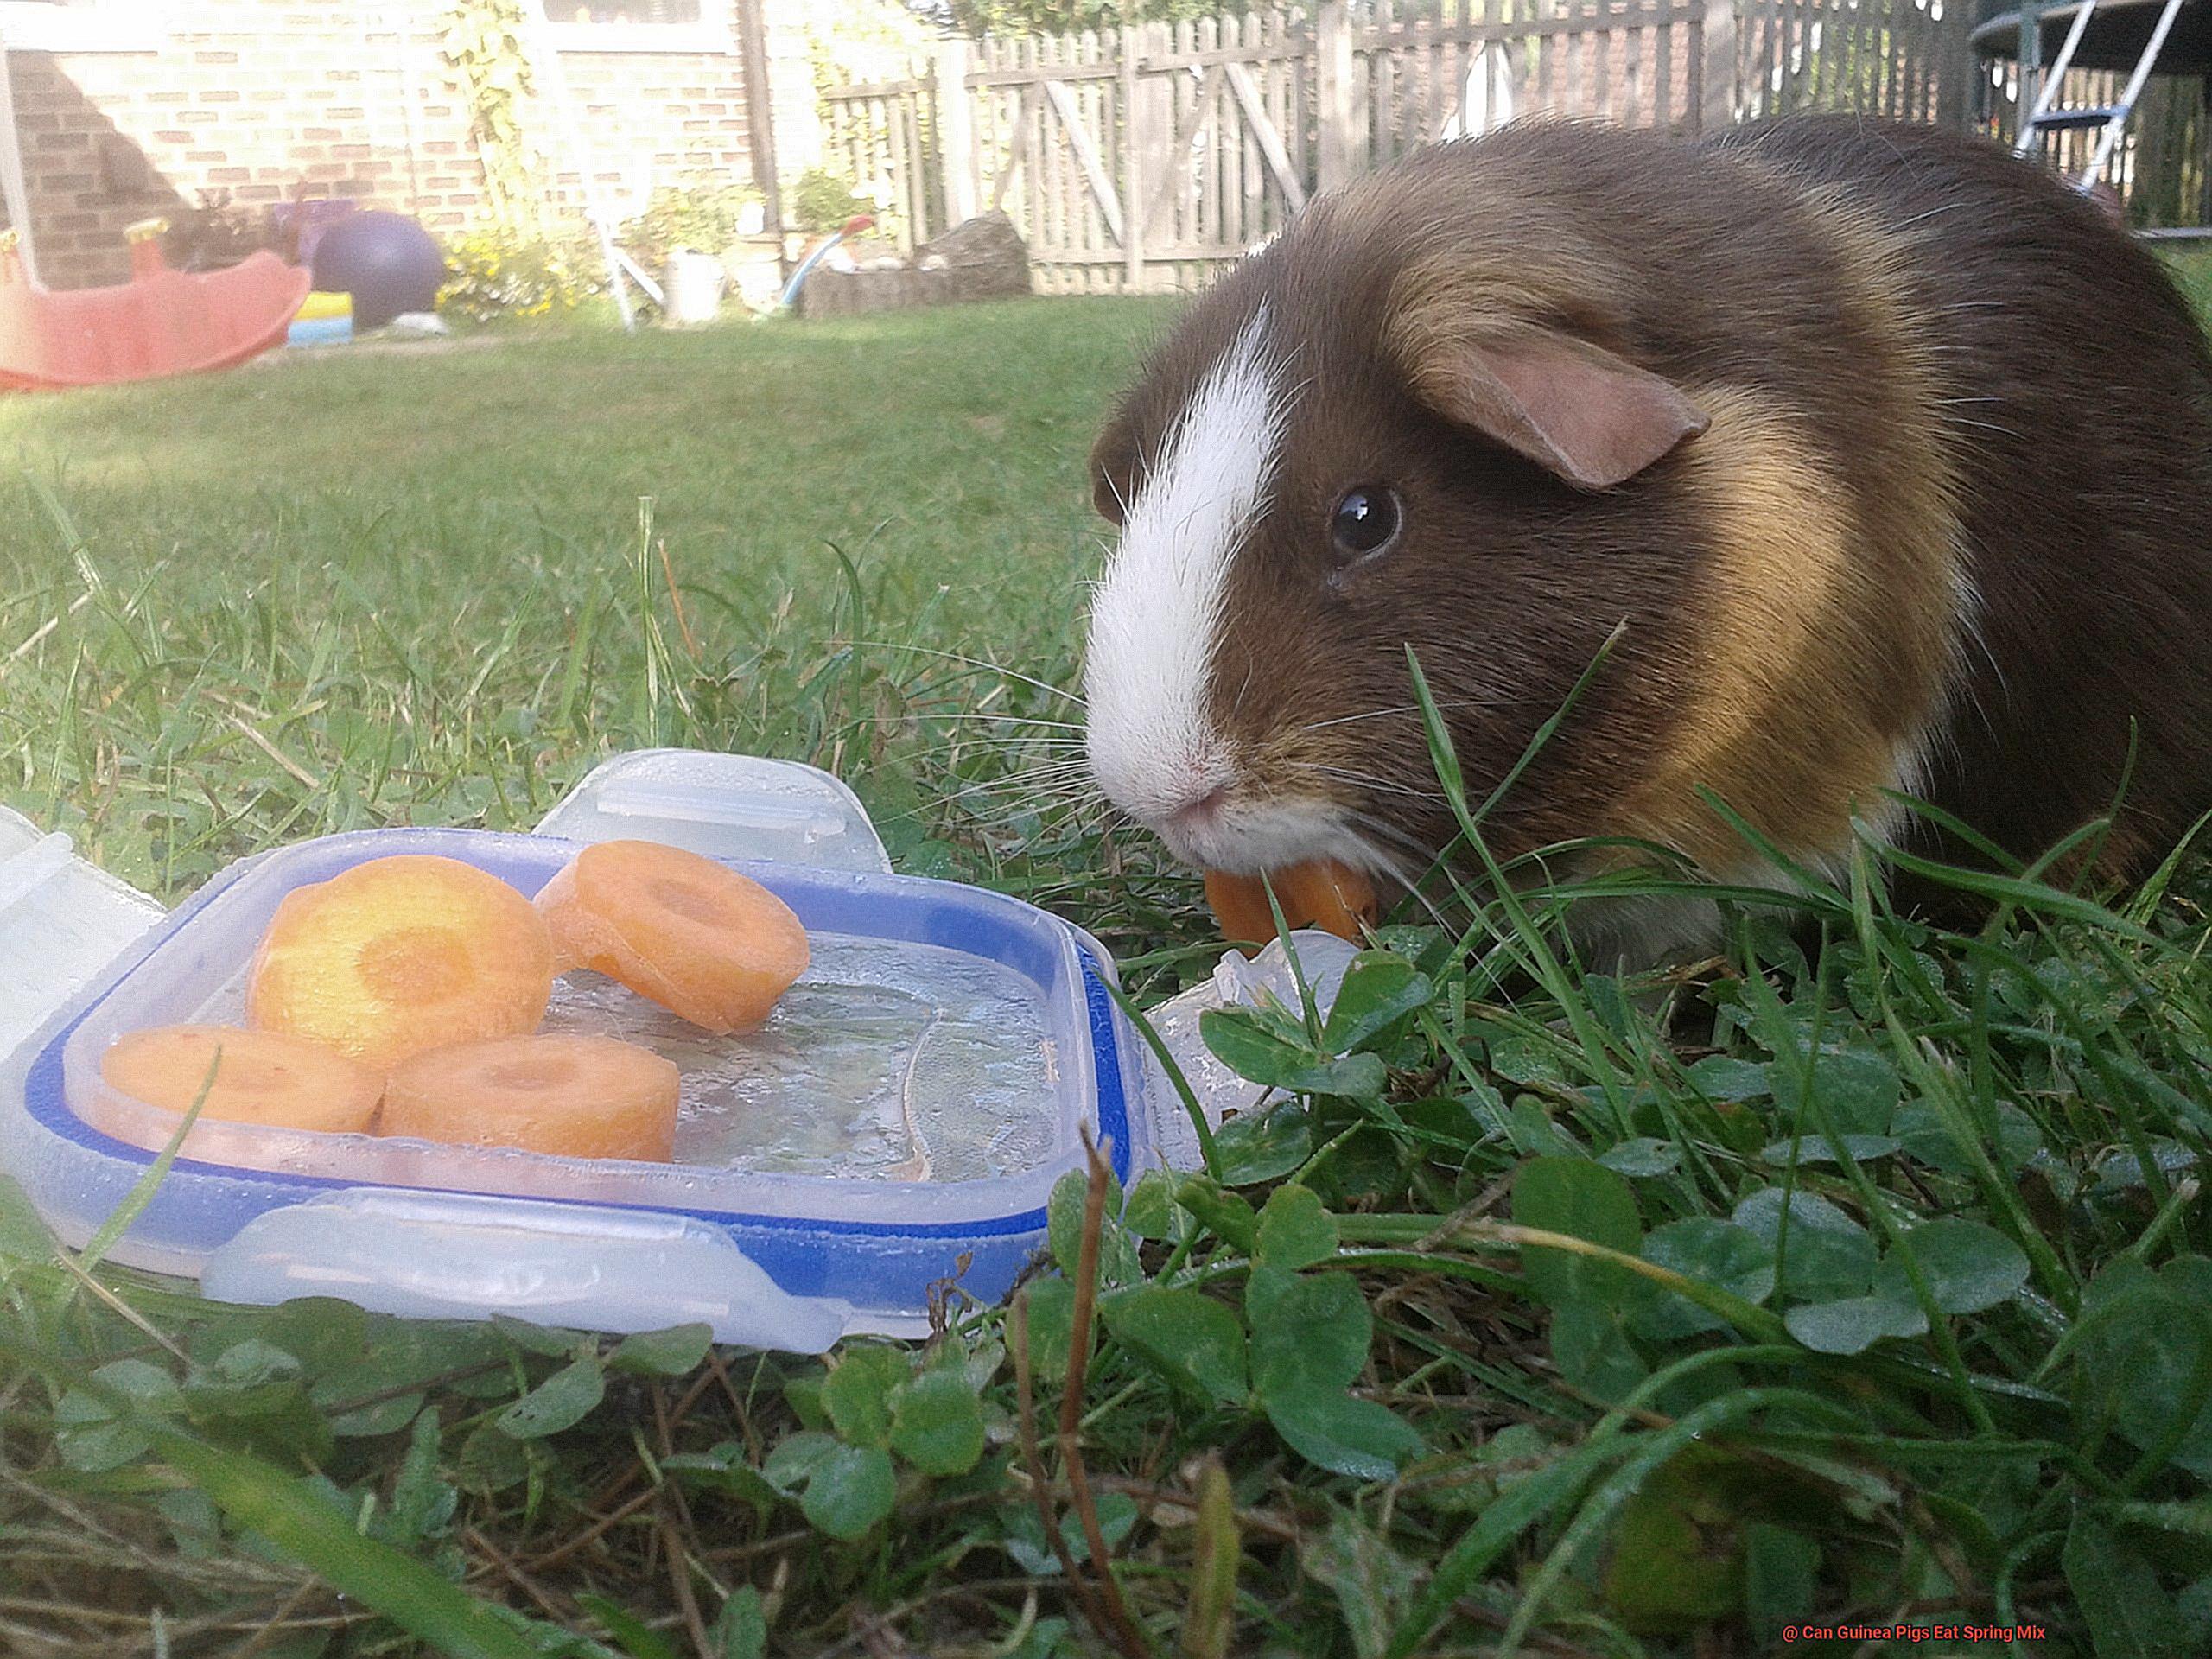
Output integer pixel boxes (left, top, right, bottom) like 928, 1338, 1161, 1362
619, 179, 761, 270
789, 167, 871, 234
437, 224, 605, 322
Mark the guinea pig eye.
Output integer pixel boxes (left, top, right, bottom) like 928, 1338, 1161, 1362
1330, 486, 1402, 563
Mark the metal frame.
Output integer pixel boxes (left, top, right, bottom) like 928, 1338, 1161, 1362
2011, 0, 2195, 189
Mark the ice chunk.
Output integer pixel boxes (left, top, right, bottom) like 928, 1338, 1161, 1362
1139, 929, 1361, 1172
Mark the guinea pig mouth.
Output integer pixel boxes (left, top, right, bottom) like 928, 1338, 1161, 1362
1145, 793, 1359, 877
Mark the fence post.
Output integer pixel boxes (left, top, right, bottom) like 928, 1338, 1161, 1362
1699, 0, 1737, 134
1316, 0, 1355, 193
937, 35, 979, 227
1935, 0, 1973, 130
735, 0, 786, 249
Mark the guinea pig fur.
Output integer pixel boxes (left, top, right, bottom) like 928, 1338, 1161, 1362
1082, 115, 2212, 960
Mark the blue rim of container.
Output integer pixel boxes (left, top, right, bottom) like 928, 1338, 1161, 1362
21, 843, 1135, 1249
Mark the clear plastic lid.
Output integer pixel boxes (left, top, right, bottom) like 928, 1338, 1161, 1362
536, 750, 892, 873
0, 804, 162, 1064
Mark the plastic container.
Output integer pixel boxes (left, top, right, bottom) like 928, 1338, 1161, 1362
0, 805, 163, 1064
0, 755, 1147, 1350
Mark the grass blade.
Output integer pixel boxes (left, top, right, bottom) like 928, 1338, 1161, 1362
0, 1332, 550, 1659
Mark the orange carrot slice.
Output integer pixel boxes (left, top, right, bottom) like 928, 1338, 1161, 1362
247, 854, 556, 1070
381, 1033, 680, 1161
1205, 860, 1377, 953
535, 839, 809, 1034
100, 1024, 383, 1135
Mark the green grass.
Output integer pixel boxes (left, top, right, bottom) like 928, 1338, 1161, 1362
3, 291, 2211, 1659
2, 299, 1173, 924
2164, 247, 2212, 321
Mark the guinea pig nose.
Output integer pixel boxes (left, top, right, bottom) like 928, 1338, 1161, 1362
1165, 784, 1231, 830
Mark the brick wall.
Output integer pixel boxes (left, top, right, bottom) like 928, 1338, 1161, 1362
4, 0, 808, 289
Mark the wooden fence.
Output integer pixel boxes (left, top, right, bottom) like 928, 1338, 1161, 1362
825, 0, 1726, 290
1739, 0, 2206, 220
1736, 0, 1968, 124
822, 0, 2208, 294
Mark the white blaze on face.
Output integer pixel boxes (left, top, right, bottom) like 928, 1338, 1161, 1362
1085, 312, 1288, 825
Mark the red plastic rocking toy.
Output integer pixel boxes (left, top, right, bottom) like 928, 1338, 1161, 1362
0, 219, 309, 392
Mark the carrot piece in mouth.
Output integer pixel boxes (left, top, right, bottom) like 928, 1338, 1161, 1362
1205, 860, 1377, 953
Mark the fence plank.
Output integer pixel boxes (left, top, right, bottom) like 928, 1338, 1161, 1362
990, 85, 1035, 211
1224, 60, 1312, 211
938, 37, 978, 226
1042, 77, 1127, 243
1140, 64, 1219, 238
1601, 0, 1618, 119
1316, 0, 1356, 188
1234, 12, 1259, 247
887, 85, 913, 252
1023, 35, 1046, 283
1625, 8, 1643, 127
1122, 23, 1144, 287
1374, 0, 1399, 161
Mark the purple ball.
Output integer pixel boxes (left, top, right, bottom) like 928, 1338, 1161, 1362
308, 211, 446, 330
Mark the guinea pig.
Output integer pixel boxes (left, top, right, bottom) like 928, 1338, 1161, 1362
1082, 114, 2212, 959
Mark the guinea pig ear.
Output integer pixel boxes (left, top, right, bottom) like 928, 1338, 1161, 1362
1410, 329, 1709, 490
1093, 464, 1131, 526
1090, 410, 1140, 525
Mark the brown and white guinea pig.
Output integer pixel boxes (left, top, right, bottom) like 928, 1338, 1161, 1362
1081, 114, 2212, 959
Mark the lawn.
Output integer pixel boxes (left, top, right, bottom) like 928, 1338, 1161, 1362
2, 289, 2210, 1659
2, 298, 1176, 923
2166, 246, 2212, 321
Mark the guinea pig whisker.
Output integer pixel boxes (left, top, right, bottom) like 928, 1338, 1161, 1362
1302, 765, 1447, 804
924, 747, 1096, 767
957, 773, 1099, 802
904, 740, 1092, 764
1942, 416, 2028, 442
1341, 817, 1457, 931
951, 780, 1109, 824
1355, 832, 1463, 912
912, 712, 1090, 733
1294, 696, 1529, 733
1100, 468, 1135, 523
963, 794, 1117, 840
984, 764, 1105, 796
958, 797, 1096, 834
1224, 651, 1261, 731
847, 639, 1087, 709
1338, 818, 1419, 874
1344, 807, 1444, 862
1300, 759, 1438, 787
931, 764, 1100, 810
899, 743, 1091, 776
